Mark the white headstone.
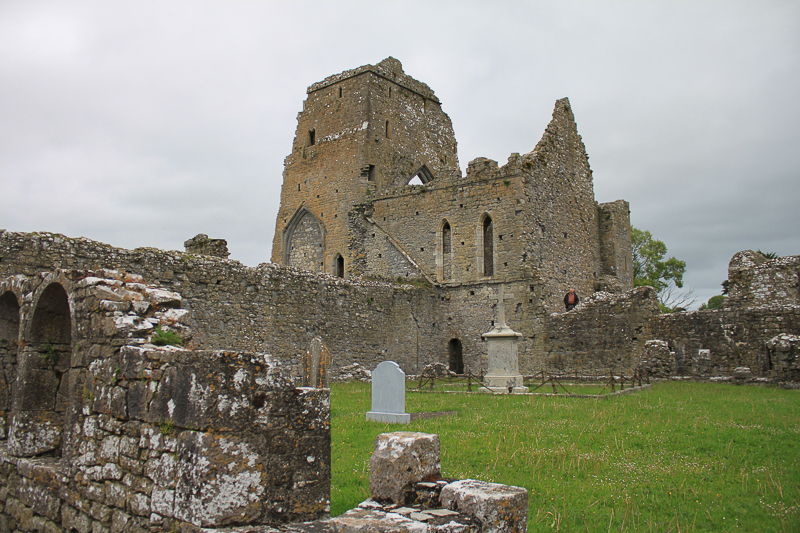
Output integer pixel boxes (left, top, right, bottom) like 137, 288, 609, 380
366, 361, 410, 423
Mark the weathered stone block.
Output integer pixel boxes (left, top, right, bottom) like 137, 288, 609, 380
369, 432, 440, 504
440, 479, 528, 533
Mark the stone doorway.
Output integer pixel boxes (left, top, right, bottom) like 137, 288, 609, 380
448, 338, 463, 374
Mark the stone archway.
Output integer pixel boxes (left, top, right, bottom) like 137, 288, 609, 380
8, 282, 72, 457
284, 208, 325, 272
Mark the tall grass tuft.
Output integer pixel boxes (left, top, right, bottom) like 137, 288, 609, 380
332, 381, 800, 532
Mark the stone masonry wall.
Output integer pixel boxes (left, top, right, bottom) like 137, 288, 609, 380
0, 231, 447, 376
646, 252, 800, 379
648, 307, 800, 378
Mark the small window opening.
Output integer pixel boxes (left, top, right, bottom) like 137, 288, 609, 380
385, 120, 391, 138
308, 128, 316, 146
408, 164, 434, 186
361, 164, 376, 181
338, 87, 343, 98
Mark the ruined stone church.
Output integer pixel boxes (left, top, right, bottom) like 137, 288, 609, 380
1, 56, 797, 533
272, 57, 633, 315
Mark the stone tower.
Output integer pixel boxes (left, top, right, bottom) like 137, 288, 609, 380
271, 57, 460, 276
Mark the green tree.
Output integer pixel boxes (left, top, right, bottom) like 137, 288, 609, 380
631, 226, 690, 312
699, 294, 726, 310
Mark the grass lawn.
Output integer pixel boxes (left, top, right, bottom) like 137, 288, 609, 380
331, 381, 800, 532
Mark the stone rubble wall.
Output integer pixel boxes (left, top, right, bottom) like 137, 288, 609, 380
330, 431, 528, 533
533, 286, 660, 375
645, 252, 800, 381
183, 234, 230, 259
725, 251, 800, 310
648, 306, 800, 380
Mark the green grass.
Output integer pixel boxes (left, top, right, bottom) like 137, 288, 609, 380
331, 381, 800, 532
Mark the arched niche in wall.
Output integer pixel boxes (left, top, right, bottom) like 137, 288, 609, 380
283, 206, 326, 272
477, 213, 494, 278
437, 219, 452, 282
8, 282, 72, 457
0, 291, 21, 438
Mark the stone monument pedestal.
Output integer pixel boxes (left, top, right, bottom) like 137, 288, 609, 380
480, 326, 529, 394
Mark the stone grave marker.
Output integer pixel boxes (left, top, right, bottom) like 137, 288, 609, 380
366, 361, 410, 423
302, 337, 330, 388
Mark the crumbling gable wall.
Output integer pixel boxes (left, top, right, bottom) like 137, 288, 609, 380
0, 268, 330, 532
346, 97, 632, 315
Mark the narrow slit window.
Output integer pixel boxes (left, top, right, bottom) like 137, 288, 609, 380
483, 215, 494, 277
308, 128, 316, 146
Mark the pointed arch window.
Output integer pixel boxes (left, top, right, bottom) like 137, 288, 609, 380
283, 207, 325, 272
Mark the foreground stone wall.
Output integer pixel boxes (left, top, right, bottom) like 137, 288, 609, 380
1, 348, 330, 532
0, 267, 330, 531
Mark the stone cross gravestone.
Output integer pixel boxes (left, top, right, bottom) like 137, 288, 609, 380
302, 337, 330, 388
366, 361, 410, 423
481, 285, 529, 394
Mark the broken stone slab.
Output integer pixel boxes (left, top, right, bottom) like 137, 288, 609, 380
440, 479, 528, 533
330, 506, 480, 533
369, 432, 441, 504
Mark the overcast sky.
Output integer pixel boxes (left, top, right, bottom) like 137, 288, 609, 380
1, 0, 798, 309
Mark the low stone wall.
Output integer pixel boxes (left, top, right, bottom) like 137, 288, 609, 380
648, 307, 800, 379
